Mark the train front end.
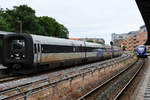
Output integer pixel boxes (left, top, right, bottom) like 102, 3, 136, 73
136, 45, 147, 58
2, 34, 34, 69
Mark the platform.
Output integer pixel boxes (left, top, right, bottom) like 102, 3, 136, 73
135, 57, 150, 100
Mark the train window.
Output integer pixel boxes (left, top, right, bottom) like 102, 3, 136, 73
73, 47, 76, 52
34, 44, 37, 53
41, 44, 102, 53
86, 47, 98, 52
92, 49, 98, 52
78, 45, 83, 52
41, 44, 74, 53
82, 47, 86, 52
8, 39, 26, 60
10, 40, 25, 51
37, 44, 40, 52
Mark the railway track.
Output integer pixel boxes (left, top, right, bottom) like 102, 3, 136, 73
78, 58, 144, 100
0, 55, 133, 100
0, 55, 128, 84
0, 70, 16, 83
0, 76, 17, 83
0, 69, 29, 83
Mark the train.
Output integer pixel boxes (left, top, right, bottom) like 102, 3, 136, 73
136, 45, 147, 58
0, 31, 14, 64
1, 31, 122, 73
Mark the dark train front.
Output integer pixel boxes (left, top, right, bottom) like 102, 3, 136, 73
2, 34, 34, 69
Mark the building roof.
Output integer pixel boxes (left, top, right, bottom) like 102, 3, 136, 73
69, 38, 80, 40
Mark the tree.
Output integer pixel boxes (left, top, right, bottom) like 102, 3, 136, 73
87, 40, 94, 43
38, 16, 56, 36
57, 24, 69, 38
121, 45, 126, 51
3, 5, 42, 33
38, 16, 69, 38
0, 8, 9, 31
96, 41, 104, 44
0, 5, 69, 38
0, 17, 9, 31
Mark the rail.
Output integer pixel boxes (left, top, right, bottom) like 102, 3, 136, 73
78, 56, 138, 100
78, 58, 144, 100
114, 58, 144, 100
0, 55, 133, 100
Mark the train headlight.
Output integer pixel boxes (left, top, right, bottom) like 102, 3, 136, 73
10, 55, 14, 57
15, 54, 19, 57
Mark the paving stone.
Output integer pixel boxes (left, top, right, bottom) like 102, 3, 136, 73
135, 57, 150, 100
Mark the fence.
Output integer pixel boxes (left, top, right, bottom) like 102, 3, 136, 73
12, 55, 135, 100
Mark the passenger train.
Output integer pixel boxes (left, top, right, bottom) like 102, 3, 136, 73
1, 31, 122, 72
136, 45, 147, 58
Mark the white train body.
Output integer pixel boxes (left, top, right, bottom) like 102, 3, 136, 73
1, 32, 122, 70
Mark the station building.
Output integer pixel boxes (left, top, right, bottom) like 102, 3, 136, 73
125, 33, 137, 51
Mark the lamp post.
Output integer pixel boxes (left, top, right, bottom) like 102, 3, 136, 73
18, 20, 23, 45
110, 41, 113, 59
18, 20, 22, 33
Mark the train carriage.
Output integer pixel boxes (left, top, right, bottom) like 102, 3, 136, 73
1, 32, 122, 72
136, 45, 147, 58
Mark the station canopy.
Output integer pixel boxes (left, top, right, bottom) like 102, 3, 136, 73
136, 0, 150, 45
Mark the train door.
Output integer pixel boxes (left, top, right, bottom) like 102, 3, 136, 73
103, 47, 106, 59
83, 42, 87, 59
80, 44, 84, 59
35, 43, 41, 63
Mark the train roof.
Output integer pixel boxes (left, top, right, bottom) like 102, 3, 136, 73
136, 45, 146, 48
84, 41, 104, 48
0, 31, 113, 48
31, 34, 104, 48
0, 31, 15, 36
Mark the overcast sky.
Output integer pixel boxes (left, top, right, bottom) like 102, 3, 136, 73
0, 0, 144, 44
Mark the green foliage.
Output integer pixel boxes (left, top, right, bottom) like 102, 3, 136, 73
96, 41, 104, 44
122, 45, 126, 51
0, 5, 69, 38
87, 40, 94, 43
38, 16, 68, 38
0, 17, 9, 31
0, 9, 9, 31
